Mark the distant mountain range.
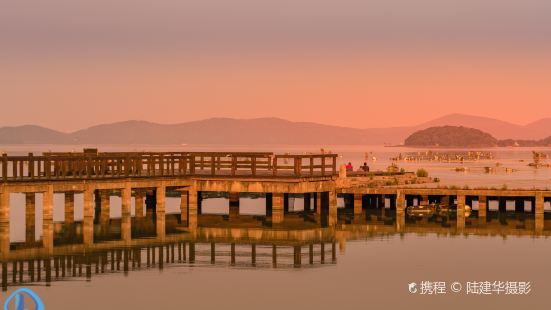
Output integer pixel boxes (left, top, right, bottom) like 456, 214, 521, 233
1, 114, 551, 145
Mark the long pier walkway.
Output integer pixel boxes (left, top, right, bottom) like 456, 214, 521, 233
1, 150, 550, 260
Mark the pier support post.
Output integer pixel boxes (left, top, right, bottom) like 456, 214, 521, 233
229, 192, 240, 219
304, 193, 311, 212
99, 190, 110, 225
188, 190, 198, 230
396, 190, 406, 212
535, 192, 544, 215
456, 194, 466, 232
328, 191, 337, 226
180, 191, 188, 224
42, 186, 54, 253
25, 193, 36, 243
156, 185, 166, 240
0, 189, 9, 255
535, 193, 544, 233
121, 184, 132, 243
64, 192, 75, 224
145, 190, 156, 217
272, 193, 284, 224
353, 193, 363, 215
498, 197, 507, 212
83, 188, 95, 246
478, 196, 487, 217
293, 246, 301, 267
315, 192, 323, 215
135, 190, 144, 218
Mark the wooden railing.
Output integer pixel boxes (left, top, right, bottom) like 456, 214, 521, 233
0, 152, 338, 181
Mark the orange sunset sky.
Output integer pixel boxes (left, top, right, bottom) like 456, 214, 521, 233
1, 0, 551, 132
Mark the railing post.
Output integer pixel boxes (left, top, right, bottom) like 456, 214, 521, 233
12, 159, 17, 179
125, 155, 130, 177
45, 156, 51, 179
309, 156, 313, 176
231, 156, 237, 176
160, 154, 164, 176
295, 157, 302, 177
86, 156, 92, 178
272, 156, 278, 176
321, 156, 326, 176
27, 152, 34, 179
251, 156, 257, 176
190, 156, 196, 175
211, 156, 215, 176
332, 156, 337, 175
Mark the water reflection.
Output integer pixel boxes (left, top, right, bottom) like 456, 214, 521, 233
1, 205, 549, 291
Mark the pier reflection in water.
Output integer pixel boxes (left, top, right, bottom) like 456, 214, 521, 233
1, 200, 550, 291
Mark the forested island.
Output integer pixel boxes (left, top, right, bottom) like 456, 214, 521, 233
404, 126, 551, 148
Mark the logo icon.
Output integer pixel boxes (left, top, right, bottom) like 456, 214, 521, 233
408, 282, 417, 294
3, 288, 44, 310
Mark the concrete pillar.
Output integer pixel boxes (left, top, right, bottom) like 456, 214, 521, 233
42, 186, 54, 252
25, 193, 36, 243
535, 192, 544, 215
188, 190, 198, 230
229, 192, 240, 219
272, 245, 277, 268
315, 192, 323, 215
145, 190, 156, 217
180, 191, 188, 223
83, 188, 95, 246
272, 193, 284, 224
156, 185, 166, 240
293, 246, 301, 267
251, 244, 256, 266
396, 190, 406, 212
210, 243, 215, 264
135, 190, 144, 218
121, 184, 132, 243
230, 243, 236, 265
64, 192, 75, 224
99, 190, 110, 225
0, 189, 9, 255
353, 193, 363, 215
304, 193, 311, 212
478, 196, 487, 217
328, 191, 337, 226
498, 197, 507, 212
456, 194, 466, 231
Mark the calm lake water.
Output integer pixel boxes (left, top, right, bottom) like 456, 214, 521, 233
1, 144, 550, 309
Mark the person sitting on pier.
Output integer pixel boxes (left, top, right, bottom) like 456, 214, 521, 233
360, 162, 370, 172
346, 162, 353, 172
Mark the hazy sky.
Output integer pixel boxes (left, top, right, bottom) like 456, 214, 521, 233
1, 0, 551, 132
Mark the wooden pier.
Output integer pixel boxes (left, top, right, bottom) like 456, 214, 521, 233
1, 150, 550, 265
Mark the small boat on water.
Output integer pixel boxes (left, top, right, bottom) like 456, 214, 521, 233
406, 203, 436, 217
435, 204, 472, 217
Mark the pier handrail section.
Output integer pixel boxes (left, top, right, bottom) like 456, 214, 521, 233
0, 152, 338, 181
